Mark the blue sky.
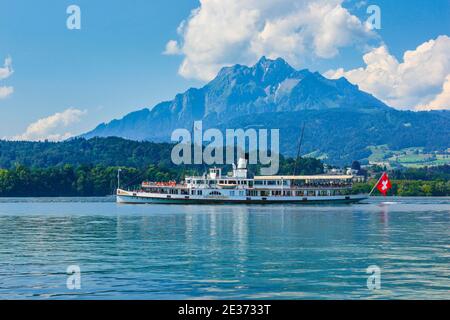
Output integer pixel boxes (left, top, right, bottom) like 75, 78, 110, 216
0, 0, 449, 140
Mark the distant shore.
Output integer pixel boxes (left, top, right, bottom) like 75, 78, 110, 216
351, 180, 450, 197
0, 165, 448, 198
0, 138, 448, 197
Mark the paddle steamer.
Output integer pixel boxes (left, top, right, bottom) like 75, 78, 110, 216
116, 158, 368, 204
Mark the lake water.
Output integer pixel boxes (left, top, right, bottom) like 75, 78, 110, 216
0, 197, 449, 300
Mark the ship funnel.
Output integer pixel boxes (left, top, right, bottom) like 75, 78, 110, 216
237, 158, 247, 169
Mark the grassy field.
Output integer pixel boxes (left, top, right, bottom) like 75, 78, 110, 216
367, 145, 450, 168
303, 150, 328, 160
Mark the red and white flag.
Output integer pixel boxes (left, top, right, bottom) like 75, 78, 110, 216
376, 172, 392, 196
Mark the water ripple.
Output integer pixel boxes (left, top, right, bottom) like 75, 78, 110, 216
0, 197, 449, 299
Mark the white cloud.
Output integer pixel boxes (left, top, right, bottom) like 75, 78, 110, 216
0, 86, 13, 99
0, 56, 13, 80
166, 0, 377, 81
325, 35, 450, 111
163, 40, 181, 55
354, 1, 368, 9
417, 75, 450, 111
0, 56, 14, 99
11, 108, 87, 141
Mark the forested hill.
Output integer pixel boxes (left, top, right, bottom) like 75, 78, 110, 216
0, 137, 448, 197
0, 137, 325, 197
0, 137, 175, 169
0, 137, 324, 174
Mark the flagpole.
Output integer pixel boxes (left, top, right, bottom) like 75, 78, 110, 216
117, 168, 122, 190
368, 173, 384, 196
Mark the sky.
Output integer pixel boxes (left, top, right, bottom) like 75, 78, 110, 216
0, 0, 449, 141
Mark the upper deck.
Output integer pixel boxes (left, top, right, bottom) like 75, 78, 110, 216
253, 175, 353, 190
141, 170, 353, 191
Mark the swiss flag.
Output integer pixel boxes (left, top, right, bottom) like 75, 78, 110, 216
376, 172, 392, 196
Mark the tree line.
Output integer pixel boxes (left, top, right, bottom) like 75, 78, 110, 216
0, 137, 447, 197
0, 155, 324, 198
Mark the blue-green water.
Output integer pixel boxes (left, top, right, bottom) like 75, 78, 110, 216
0, 197, 449, 299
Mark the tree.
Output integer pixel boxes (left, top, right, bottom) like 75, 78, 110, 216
351, 160, 361, 171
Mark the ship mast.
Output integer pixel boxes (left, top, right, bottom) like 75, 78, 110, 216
293, 123, 305, 176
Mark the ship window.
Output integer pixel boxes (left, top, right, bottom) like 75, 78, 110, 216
209, 191, 222, 196
255, 181, 263, 185
230, 191, 235, 196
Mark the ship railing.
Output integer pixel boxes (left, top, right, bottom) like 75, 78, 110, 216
292, 184, 352, 189
252, 185, 352, 190
141, 182, 188, 189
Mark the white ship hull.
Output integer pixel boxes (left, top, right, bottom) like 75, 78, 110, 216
116, 159, 370, 205
116, 189, 368, 205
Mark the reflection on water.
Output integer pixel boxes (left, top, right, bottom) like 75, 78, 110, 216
0, 197, 449, 299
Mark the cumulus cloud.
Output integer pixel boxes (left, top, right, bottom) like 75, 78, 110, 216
165, 0, 377, 81
325, 35, 450, 111
0, 56, 14, 99
11, 108, 87, 141
416, 75, 450, 111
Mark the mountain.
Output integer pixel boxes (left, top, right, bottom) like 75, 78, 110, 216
83, 57, 450, 165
